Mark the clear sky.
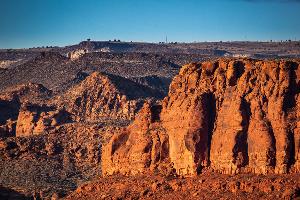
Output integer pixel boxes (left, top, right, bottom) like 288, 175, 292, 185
0, 0, 300, 48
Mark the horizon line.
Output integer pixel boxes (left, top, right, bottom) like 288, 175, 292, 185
1, 39, 300, 50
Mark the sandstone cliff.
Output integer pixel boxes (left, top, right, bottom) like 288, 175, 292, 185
102, 58, 300, 176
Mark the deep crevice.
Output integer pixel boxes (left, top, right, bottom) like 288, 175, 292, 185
228, 61, 245, 86
195, 92, 216, 174
283, 61, 299, 168
233, 98, 251, 167
150, 104, 162, 123
206, 93, 217, 165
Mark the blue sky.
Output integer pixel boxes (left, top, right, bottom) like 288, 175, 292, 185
0, 0, 300, 48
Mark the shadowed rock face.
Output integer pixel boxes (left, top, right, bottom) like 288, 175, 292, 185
102, 58, 300, 176
0, 186, 31, 200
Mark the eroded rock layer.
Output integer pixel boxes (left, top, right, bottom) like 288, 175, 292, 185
102, 58, 300, 176
0, 71, 162, 138
56, 72, 162, 122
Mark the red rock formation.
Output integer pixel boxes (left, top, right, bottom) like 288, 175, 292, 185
0, 72, 158, 138
59, 72, 138, 121
102, 101, 169, 175
102, 58, 300, 176
16, 103, 70, 137
0, 98, 20, 137
57, 72, 161, 122
0, 83, 53, 137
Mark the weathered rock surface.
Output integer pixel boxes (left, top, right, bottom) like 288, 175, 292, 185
56, 72, 163, 122
67, 49, 88, 60
0, 82, 52, 103
0, 83, 54, 137
102, 58, 300, 176
15, 103, 71, 137
0, 121, 121, 198
2, 56, 300, 198
102, 101, 169, 175
66, 173, 300, 200
0, 70, 163, 197
0, 72, 161, 138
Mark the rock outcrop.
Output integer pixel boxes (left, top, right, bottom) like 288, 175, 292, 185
0, 83, 68, 137
67, 49, 88, 60
15, 103, 71, 137
57, 72, 163, 122
102, 102, 169, 175
0, 82, 52, 103
0, 97, 21, 137
102, 58, 300, 176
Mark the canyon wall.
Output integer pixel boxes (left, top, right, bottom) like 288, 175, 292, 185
102, 58, 300, 176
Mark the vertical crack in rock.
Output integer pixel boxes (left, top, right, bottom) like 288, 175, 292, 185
233, 98, 250, 168
282, 65, 297, 172
227, 60, 245, 86
150, 104, 162, 123
284, 61, 300, 172
197, 92, 216, 173
294, 93, 300, 172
